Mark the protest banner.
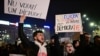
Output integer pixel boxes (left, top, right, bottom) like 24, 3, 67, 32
4, 0, 50, 19
55, 13, 82, 33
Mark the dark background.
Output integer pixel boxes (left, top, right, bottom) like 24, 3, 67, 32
0, 0, 100, 35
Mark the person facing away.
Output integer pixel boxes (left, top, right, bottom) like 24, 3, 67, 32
49, 34, 63, 56
18, 15, 50, 56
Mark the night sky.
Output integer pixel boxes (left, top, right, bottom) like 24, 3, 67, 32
0, 0, 100, 34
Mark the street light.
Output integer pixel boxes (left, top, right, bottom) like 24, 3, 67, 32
83, 14, 87, 18
90, 22, 95, 27
86, 18, 89, 21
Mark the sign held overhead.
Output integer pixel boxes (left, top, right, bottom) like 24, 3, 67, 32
4, 0, 50, 19
55, 13, 83, 33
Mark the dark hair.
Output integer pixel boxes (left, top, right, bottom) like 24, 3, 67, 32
80, 32, 90, 41
83, 32, 89, 36
73, 40, 79, 48
51, 34, 59, 39
51, 34, 60, 46
32, 30, 43, 38
94, 35, 100, 40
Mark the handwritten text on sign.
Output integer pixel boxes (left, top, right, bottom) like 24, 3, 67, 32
55, 13, 82, 32
4, 0, 50, 19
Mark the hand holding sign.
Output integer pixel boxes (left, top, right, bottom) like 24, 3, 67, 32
80, 26, 83, 34
54, 26, 58, 34
20, 14, 26, 23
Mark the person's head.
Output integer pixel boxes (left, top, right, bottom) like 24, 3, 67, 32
65, 42, 75, 54
73, 40, 80, 49
83, 33, 91, 42
94, 35, 100, 46
50, 34, 60, 45
33, 30, 44, 44
50, 38, 55, 44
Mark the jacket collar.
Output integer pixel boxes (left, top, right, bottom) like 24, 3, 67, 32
34, 41, 47, 47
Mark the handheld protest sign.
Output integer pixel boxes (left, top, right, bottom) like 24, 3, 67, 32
55, 13, 83, 33
4, 0, 50, 19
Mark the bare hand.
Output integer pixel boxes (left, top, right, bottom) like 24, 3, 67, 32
20, 15, 26, 23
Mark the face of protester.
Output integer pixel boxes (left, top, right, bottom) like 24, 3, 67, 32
66, 43, 75, 54
85, 34, 91, 42
95, 38, 100, 46
35, 33, 45, 44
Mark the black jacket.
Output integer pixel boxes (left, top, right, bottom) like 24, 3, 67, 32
18, 23, 50, 56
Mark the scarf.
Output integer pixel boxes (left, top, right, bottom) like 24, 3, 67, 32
34, 41, 47, 56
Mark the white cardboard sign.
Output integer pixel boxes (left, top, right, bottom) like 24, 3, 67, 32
4, 0, 50, 19
55, 13, 82, 33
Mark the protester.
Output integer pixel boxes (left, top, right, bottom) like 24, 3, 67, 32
77, 32, 93, 56
64, 42, 75, 56
18, 15, 50, 56
49, 34, 63, 56
92, 35, 100, 56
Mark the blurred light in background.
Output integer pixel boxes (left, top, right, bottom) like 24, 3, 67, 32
24, 24, 31, 28
90, 22, 95, 27
44, 25, 50, 29
0, 20, 10, 25
86, 18, 89, 21
83, 14, 87, 18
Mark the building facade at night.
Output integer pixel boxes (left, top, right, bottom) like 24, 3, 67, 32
0, 20, 50, 44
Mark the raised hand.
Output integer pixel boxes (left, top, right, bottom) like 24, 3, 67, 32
20, 15, 26, 23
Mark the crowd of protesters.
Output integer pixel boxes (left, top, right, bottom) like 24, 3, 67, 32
0, 33, 100, 56
0, 15, 100, 56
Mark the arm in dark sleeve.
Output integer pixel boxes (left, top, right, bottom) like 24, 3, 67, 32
18, 23, 31, 47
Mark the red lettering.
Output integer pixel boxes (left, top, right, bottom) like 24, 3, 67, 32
73, 25, 80, 31
76, 25, 80, 30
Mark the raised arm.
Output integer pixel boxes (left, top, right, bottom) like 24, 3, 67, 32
18, 15, 31, 47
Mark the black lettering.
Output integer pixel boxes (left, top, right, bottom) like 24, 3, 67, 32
69, 25, 73, 30
20, 2, 37, 10
19, 9, 26, 14
64, 26, 68, 30
61, 26, 64, 30
8, 7, 17, 13
35, 13, 40, 16
28, 11, 41, 17
19, 9, 41, 17
27, 11, 32, 15
8, 0, 14, 6
70, 20, 79, 23
57, 26, 61, 31
20, 3, 25, 8
33, 4, 37, 10
8, 0, 17, 6
63, 25, 73, 30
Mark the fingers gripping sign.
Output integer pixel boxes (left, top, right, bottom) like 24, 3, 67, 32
20, 14, 26, 23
